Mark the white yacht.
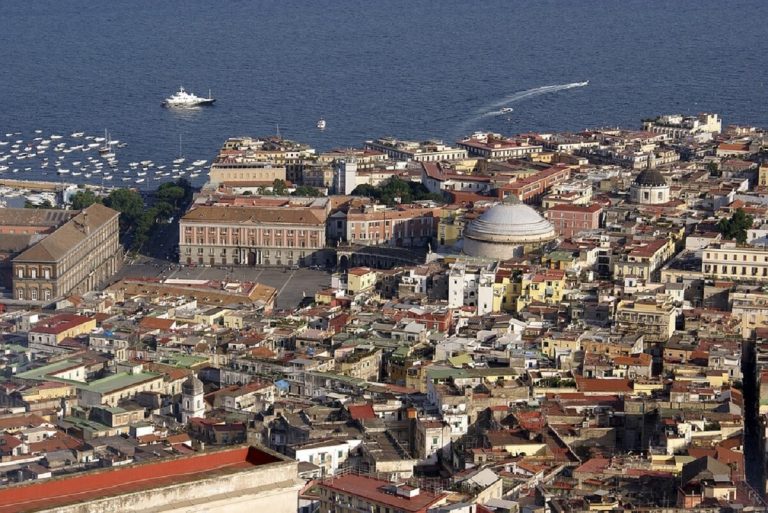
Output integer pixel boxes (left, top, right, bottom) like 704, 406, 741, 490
163, 86, 215, 107
316, 118, 326, 129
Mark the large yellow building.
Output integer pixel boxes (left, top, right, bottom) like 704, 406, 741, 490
347, 267, 377, 294
12, 203, 121, 301
516, 269, 566, 311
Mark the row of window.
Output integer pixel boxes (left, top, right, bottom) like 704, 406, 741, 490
706, 252, 768, 262
704, 264, 768, 277
16, 268, 52, 279
16, 288, 52, 300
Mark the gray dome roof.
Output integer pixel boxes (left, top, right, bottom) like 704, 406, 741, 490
633, 169, 667, 187
464, 200, 556, 244
182, 374, 204, 395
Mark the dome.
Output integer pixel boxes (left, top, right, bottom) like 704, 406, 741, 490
464, 200, 556, 244
633, 169, 667, 187
182, 374, 204, 396
462, 199, 556, 259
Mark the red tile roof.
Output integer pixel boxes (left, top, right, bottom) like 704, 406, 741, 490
0, 446, 282, 513
347, 403, 376, 420
31, 314, 92, 335
318, 474, 446, 513
575, 378, 633, 394
139, 317, 175, 330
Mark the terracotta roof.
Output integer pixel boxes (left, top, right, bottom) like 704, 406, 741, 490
576, 378, 633, 394
347, 403, 376, 420
27, 432, 83, 454
31, 314, 93, 335
0, 414, 48, 431
139, 317, 175, 331
182, 205, 326, 225
0, 446, 282, 513
0, 208, 74, 228
14, 204, 118, 263
318, 474, 446, 512
574, 457, 611, 475
548, 203, 602, 213
348, 267, 374, 276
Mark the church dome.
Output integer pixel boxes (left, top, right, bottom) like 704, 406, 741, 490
463, 199, 556, 259
633, 168, 667, 187
464, 200, 556, 244
182, 374, 204, 396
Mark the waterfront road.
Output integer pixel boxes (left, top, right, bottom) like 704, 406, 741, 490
113, 256, 332, 310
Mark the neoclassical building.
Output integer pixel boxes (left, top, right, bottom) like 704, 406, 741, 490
12, 203, 121, 301
630, 168, 670, 205
179, 203, 331, 267
462, 199, 557, 260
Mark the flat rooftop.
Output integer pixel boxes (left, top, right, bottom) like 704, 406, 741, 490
0, 446, 283, 513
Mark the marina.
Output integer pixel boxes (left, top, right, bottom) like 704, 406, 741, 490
0, 129, 212, 196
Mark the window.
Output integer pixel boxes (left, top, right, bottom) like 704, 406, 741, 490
30, 269, 37, 279
44, 269, 50, 279
30, 288, 38, 300
17, 269, 23, 278
17, 289, 24, 300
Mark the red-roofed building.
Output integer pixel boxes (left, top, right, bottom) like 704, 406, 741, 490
457, 133, 543, 160
316, 474, 447, 513
545, 203, 602, 239
29, 314, 96, 347
347, 403, 376, 421
575, 378, 634, 395
139, 317, 177, 332
497, 165, 571, 204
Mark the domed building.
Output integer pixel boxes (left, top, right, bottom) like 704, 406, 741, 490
463, 198, 557, 259
630, 168, 670, 205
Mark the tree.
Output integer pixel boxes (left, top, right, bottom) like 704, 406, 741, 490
104, 188, 144, 231
272, 179, 287, 196
24, 199, 53, 209
156, 183, 185, 209
71, 190, 101, 210
717, 208, 753, 244
291, 185, 321, 197
351, 184, 378, 198
707, 161, 721, 177
351, 177, 445, 206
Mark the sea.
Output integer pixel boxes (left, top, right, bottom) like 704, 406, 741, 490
1, 0, 767, 188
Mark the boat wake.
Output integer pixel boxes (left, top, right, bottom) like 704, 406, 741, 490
480, 81, 589, 113
456, 81, 589, 132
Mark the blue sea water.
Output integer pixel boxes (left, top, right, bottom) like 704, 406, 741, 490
1, 0, 767, 186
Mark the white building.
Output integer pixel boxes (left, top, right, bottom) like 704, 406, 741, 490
448, 262, 496, 315
289, 438, 361, 476
333, 158, 357, 195
642, 113, 721, 139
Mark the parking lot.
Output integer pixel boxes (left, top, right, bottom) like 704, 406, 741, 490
115, 256, 333, 309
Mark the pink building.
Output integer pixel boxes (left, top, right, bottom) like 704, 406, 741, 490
545, 203, 602, 239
